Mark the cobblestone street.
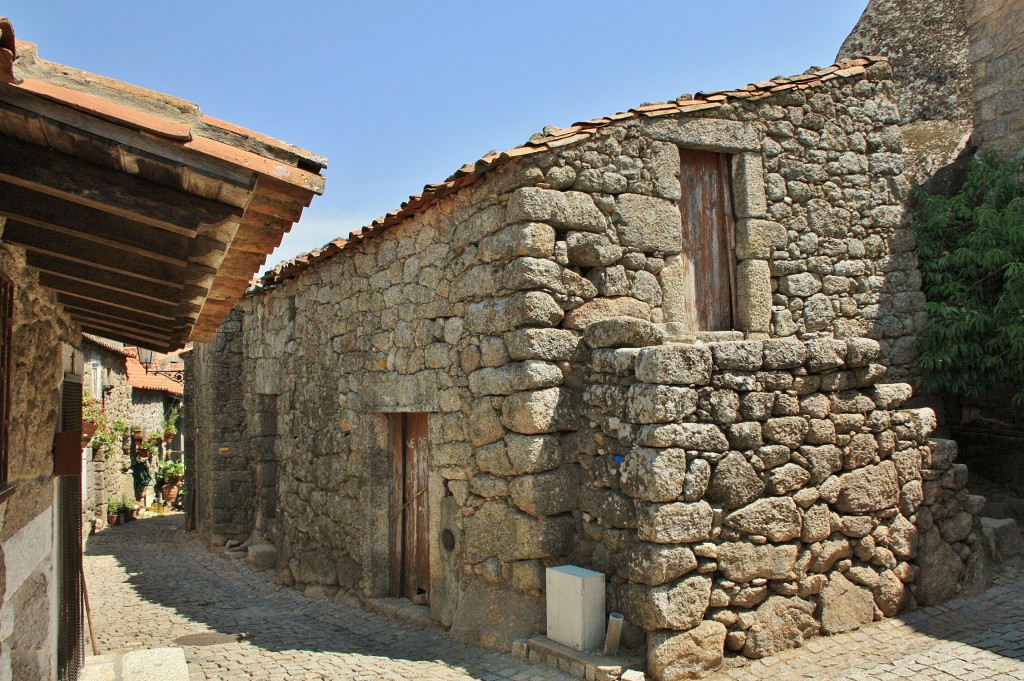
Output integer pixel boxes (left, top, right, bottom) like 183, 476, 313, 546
84, 514, 574, 681
707, 563, 1024, 681
85, 513, 1024, 681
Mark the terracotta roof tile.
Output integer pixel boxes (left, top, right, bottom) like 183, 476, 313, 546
5, 35, 327, 347
82, 333, 129, 356
256, 56, 887, 289
124, 347, 183, 395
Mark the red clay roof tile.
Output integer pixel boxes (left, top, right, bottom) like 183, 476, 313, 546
124, 347, 183, 395
257, 56, 887, 289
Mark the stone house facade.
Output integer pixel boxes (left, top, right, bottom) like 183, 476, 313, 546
840, 0, 1024, 492
188, 56, 985, 678
0, 241, 78, 681
82, 335, 135, 533
124, 348, 184, 449
80, 337, 185, 532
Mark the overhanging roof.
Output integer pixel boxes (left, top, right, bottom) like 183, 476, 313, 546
0, 18, 326, 350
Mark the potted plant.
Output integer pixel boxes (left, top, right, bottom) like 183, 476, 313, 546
106, 497, 120, 526
120, 494, 136, 522
162, 407, 180, 443
82, 390, 103, 445
91, 420, 126, 460
130, 425, 143, 446
143, 435, 162, 457
157, 459, 185, 505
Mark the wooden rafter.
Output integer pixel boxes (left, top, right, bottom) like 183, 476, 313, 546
0, 133, 242, 236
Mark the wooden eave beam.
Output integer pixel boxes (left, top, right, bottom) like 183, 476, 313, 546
0, 84, 256, 190
37, 272, 179, 316
25, 253, 183, 300
0, 132, 243, 237
0, 182, 193, 265
3, 219, 189, 284
77, 320, 173, 349
58, 293, 177, 327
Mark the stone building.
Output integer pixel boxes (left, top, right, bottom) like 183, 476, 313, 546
0, 19, 324, 681
124, 347, 184, 448
81, 335, 135, 533
80, 337, 187, 533
187, 51, 988, 678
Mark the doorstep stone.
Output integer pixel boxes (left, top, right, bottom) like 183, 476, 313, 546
527, 636, 645, 681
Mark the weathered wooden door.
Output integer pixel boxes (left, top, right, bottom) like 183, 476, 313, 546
677, 149, 735, 331
390, 413, 430, 603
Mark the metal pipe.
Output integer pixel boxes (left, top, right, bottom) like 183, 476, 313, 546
603, 612, 624, 657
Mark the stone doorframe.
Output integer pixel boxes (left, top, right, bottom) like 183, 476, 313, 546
640, 117, 777, 335
357, 373, 454, 624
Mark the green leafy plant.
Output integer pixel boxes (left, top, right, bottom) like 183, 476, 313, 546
119, 494, 135, 513
83, 389, 103, 425
91, 420, 127, 459
82, 391, 127, 458
106, 497, 120, 514
139, 439, 159, 457
162, 407, 180, 436
157, 459, 185, 483
913, 152, 1024, 405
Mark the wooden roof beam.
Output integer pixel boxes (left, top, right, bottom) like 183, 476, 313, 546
78, 320, 173, 350
3, 219, 189, 284
25, 253, 183, 300
58, 293, 177, 328
0, 180, 193, 260
37, 272, 179, 316
0, 132, 243, 237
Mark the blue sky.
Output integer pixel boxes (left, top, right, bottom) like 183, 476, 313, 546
4, 2, 869, 271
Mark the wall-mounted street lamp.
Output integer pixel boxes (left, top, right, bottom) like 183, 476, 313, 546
137, 348, 184, 383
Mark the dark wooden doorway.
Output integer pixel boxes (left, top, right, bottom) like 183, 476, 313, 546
390, 413, 430, 603
678, 149, 736, 331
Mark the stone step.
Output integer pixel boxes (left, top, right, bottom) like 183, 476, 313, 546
80, 648, 188, 681
981, 516, 1022, 562
524, 636, 645, 681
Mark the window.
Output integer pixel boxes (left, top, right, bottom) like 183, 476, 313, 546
0, 275, 13, 502
88, 360, 103, 400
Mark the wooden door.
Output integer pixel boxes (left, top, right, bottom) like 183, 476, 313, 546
677, 149, 735, 331
390, 413, 430, 603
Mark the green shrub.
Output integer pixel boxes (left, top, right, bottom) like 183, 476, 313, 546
913, 153, 1024, 405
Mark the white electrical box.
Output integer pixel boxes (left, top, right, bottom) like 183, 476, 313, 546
546, 565, 605, 651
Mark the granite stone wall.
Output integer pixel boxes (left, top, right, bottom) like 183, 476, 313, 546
577, 325, 980, 675
966, 0, 1024, 158
82, 343, 134, 533
188, 61, 982, 679
0, 238, 77, 681
186, 308, 251, 543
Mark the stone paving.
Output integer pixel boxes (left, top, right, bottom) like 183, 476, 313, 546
84, 513, 575, 681
85, 513, 1024, 681
707, 562, 1024, 681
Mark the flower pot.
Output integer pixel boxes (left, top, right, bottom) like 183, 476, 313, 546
107, 513, 118, 526
117, 512, 126, 524
82, 421, 99, 446
161, 483, 180, 505
164, 431, 174, 443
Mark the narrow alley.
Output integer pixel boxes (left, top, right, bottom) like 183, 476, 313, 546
83, 514, 576, 681
83, 513, 1024, 681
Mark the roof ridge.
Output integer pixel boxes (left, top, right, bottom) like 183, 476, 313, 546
257, 56, 887, 290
